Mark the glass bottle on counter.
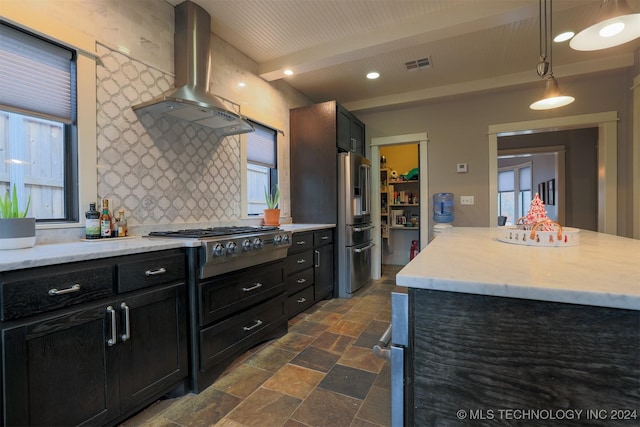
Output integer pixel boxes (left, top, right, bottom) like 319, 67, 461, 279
85, 203, 101, 239
100, 199, 111, 238
117, 209, 127, 237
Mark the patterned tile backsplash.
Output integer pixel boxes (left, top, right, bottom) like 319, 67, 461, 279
96, 43, 243, 227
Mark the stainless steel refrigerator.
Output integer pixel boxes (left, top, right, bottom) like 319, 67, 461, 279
337, 152, 374, 297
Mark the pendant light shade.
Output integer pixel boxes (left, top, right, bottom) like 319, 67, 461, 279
530, 75, 575, 110
530, 0, 575, 110
570, 0, 640, 51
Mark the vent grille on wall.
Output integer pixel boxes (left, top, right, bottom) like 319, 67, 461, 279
405, 57, 431, 71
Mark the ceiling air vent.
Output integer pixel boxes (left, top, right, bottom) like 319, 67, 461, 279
405, 57, 432, 71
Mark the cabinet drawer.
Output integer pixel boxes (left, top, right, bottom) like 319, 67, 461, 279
285, 268, 314, 295
199, 261, 284, 325
314, 229, 333, 246
117, 252, 185, 293
285, 249, 314, 275
1, 264, 114, 321
289, 233, 313, 253
286, 286, 314, 318
200, 292, 286, 371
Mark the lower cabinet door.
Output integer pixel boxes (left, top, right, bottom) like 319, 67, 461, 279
2, 304, 119, 427
117, 282, 188, 413
314, 244, 334, 300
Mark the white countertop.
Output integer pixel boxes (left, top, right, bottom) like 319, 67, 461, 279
396, 227, 640, 310
0, 224, 335, 272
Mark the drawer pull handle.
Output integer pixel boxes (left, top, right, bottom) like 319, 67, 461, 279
145, 267, 166, 276
297, 259, 307, 264
296, 240, 306, 245
296, 278, 306, 284
315, 249, 320, 268
242, 282, 263, 292
48, 284, 81, 296
120, 302, 131, 342
243, 319, 263, 331
322, 236, 329, 240
297, 297, 307, 303
106, 306, 117, 346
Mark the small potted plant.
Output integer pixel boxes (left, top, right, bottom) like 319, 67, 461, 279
0, 184, 35, 250
263, 184, 280, 226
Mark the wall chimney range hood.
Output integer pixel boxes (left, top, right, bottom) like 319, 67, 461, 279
132, 0, 254, 137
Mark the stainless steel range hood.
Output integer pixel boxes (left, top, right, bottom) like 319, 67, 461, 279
132, 0, 253, 137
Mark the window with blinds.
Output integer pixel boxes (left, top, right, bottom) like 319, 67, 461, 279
498, 163, 532, 225
246, 121, 278, 215
0, 22, 77, 221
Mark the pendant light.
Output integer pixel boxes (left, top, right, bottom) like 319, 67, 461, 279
530, 0, 575, 110
570, 0, 640, 51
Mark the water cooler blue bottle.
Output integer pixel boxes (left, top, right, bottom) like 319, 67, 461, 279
432, 192, 454, 239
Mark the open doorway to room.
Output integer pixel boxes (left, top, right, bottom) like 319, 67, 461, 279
370, 133, 429, 280
498, 127, 598, 231
488, 112, 618, 234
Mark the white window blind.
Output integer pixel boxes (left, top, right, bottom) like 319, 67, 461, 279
498, 170, 514, 192
247, 122, 277, 168
0, 23, 73, 123
519, 166, 531, 190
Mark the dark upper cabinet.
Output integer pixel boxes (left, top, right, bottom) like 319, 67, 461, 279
290, 101, 366, 224
337, 104, 365, 155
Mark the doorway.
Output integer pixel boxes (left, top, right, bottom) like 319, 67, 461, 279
488, 111, 618, 234
370, 133, 428, 280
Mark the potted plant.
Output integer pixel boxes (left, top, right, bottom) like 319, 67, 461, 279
0, 184, 35, 250
263, 184, 280, 226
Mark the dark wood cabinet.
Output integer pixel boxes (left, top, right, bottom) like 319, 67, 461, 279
284, 229, 335, 318
313, 229, 334, 301
0, 249, 188, 427
290, 100, 365, 224
337, 104, 365, 155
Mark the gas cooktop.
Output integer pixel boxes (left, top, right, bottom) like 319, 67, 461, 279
148, 226, 280, 239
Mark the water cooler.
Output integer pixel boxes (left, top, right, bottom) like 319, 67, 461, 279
432, 192, 454, 239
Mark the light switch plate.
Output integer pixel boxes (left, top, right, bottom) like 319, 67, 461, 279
456, 163, 468, 173
460, 196, 474, 205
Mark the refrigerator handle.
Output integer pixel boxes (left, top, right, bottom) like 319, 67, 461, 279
361, 163, 371, 215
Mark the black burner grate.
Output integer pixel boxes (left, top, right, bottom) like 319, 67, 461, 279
148, 226, 279, 239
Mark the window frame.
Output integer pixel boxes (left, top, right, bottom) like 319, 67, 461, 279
1, 11, 98, 230
241, 119, 279, 218
498, 161, 532, 225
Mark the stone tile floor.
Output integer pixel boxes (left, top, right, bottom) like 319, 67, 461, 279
122, 265, 403, 427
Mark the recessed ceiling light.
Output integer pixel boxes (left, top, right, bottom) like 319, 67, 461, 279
237, 82, 246, 88
283, 69, 294, 76
366, 72, 380, 79
554, 31, 575, 42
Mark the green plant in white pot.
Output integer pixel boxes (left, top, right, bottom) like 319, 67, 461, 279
0, 184, 35, 250
263, 184, 280, 226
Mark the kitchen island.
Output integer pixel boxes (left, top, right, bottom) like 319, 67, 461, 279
395, 227, 639, 426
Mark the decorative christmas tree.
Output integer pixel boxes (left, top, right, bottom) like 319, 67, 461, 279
519, 193, 553, 230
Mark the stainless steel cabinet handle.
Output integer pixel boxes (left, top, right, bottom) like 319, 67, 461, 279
145, 267, 166, 276
321, 235, 329, 240
297, 297, 307, 303
297, 258, 307, 264
353, 225, 374, 232
242, 282, 263, 292
350, 137, 356, 152
106, 306, 117, 346
120, 302, 130, 341
314, 250, 320, 268
48, 284, 81, 296
372, 324, 392, 360
354, 242, 375, 253
243, 319, 263, 331
296, 278, 306, 284
296, 240, 306, 245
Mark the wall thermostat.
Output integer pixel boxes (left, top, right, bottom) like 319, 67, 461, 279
457, 163, 468, 173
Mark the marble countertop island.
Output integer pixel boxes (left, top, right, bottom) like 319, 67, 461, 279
396, 227, 640, 310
